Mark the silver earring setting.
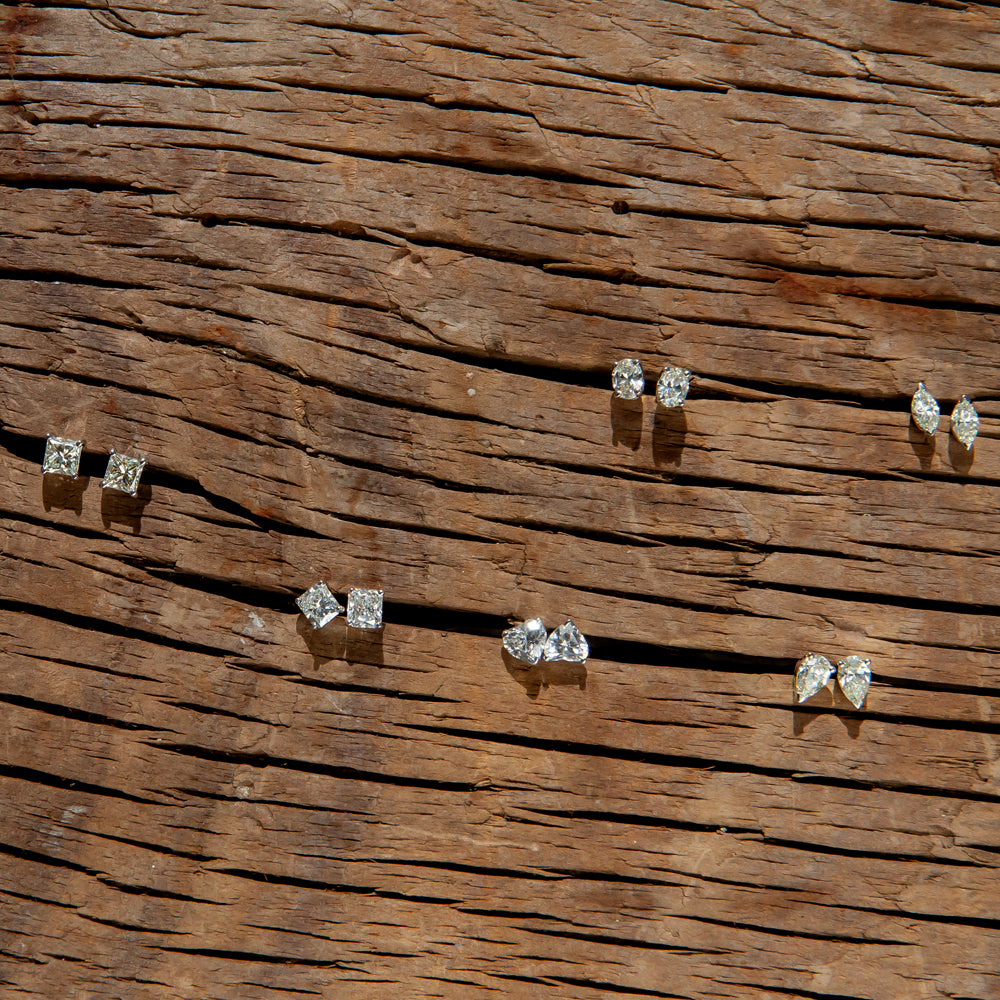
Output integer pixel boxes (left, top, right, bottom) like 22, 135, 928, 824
503, 618, 589, 665
297, 582, 383, 630
795, 652, 870, 708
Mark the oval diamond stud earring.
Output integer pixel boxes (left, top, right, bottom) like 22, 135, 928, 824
611, 359, 644, 400
43, 435, 83, 478
502, 618, 547, 664
102, 448, 146, 496
836, 655, 871, 709
655, 366, 692, 408
296, 581, 344, 629
910, 382, 940, 436
950, 396, 979, 449
794, 653, 834, 703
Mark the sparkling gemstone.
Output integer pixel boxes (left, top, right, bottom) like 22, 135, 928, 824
837, 655, 871, 709
102, 450, 145, 495
42, 436, 83, 478
794, 653, 833, 703
347, 588, 383, 629
502, 618, 547, 664
951, 396, 979, 449
910, 382, 940, 435
296, 582, 343, 629
655, 366, 692, 408
543, 619, 589, 662
611, 359, 644, 400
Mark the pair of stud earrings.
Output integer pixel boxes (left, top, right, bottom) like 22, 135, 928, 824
611, 359, 692, 408
43, 435, 146, 496
795, 653, 871, 709
911, 383, 979, 449
502, 618, 589, 665
297, 582, 384, 630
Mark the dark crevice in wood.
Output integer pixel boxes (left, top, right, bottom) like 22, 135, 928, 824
149, 742, 480, 793
0, 599, 237, 661
0, 762, 161, 806
209, 867, 461, 906
0, 690, 172, 734
399, 723, 1000, 804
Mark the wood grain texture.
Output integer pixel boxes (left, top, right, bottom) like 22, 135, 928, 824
2, 1, 1000, 997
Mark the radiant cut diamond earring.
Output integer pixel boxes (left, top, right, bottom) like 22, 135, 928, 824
43, 435, 83, 478
346, 588, 383, 629
611, 359, 644, 400
950, 396, 979, 449
102, 449, 146, 496
502, 618, 547, 664
296, 582, 344, 629
910, 383, 940, 436
655, 366, 692, 408
544, 620, 589, 662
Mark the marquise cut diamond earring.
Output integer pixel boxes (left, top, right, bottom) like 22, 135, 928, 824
950, 396, 979, 449
911, 383, 940, 436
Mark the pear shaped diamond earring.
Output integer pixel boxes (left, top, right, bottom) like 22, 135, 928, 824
795, 652, 871, 708
950, 396, 979, 449
836, 655, 871, 709
910, 383, 940, 436
794, 653, 834, 702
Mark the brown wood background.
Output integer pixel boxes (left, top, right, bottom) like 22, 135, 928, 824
2, 2, 1000, 997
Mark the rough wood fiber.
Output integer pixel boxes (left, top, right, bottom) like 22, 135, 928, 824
1, 1, 1000, 997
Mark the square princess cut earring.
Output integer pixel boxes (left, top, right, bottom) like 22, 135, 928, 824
42, 435, 84, 478
102, 449, 146, 496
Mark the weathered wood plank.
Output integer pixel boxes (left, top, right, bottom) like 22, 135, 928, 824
3, 2, 1000, 998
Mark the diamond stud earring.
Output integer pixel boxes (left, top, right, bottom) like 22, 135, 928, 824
910, 383, 940, 436
502, 618, 547, 664
544, 619, 589, 662
346, 588, 383, 629
611, 359, 644, 400
655, 366, 692, 408
42, 435, 83, 478
794, 653, 834, 703
950, 396, 979, 449
836, 655, 871, 709
102, 449, 146, 496
296, 581, 344, 629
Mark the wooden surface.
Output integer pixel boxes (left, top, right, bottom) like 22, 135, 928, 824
2, 2, 1000, 997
